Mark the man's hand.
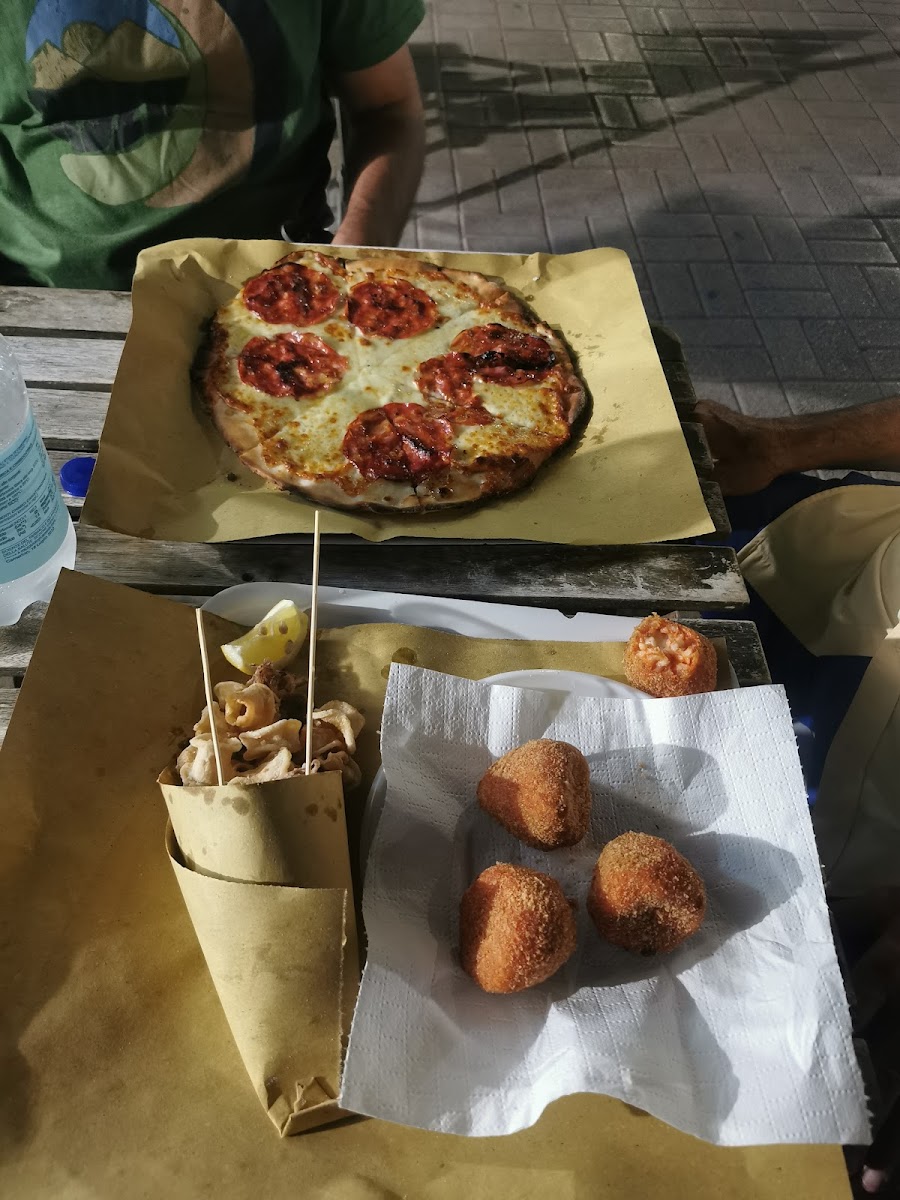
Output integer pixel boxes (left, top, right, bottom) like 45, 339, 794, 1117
694, 400, 784, 496
332, 46, 425, 248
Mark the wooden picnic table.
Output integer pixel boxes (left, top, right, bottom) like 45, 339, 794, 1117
1, 285, 867, 1200
0, 284, 770, 741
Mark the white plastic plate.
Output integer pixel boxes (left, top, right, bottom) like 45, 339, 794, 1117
201, 581, 640, 642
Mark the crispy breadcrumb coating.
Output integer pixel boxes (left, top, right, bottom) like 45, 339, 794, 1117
624, 615, 717, 698
477, 739, 591, 850
588, 832, 706, 955
460, 863, 577, 993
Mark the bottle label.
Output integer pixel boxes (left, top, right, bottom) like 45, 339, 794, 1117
0, 409, 70, 585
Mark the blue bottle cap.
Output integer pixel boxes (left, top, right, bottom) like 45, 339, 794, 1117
59, 456, 96, 499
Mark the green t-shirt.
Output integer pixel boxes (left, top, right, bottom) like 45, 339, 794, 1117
0, 0, 424, 289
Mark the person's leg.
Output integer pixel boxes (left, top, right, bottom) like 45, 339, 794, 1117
695, 397, 900, 494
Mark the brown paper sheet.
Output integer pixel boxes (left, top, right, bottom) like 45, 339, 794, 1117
80, 238, 713, 545
161, 771, 359, 1135
0, 571, 849, 1199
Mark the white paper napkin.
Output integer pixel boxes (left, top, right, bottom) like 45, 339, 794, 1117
341, 665, 869, 1145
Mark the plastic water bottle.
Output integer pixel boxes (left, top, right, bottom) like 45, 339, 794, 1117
0, 333, 76, 625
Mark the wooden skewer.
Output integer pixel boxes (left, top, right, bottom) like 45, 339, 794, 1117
304, 510, 322, 775
195, 607, 225, 787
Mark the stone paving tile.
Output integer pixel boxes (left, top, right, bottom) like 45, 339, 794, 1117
411, 0, 900, 411
850, 318, 900, 347
736, 261, 826, 287
715, 214, 773, 259
819, 263, 885, 316
669, 316, 763, 344
758, 317, 824, 375
646, 261, 706, 312
756, 215, 814, 260
808, 238, 897, 262
786, 379, 900, 412
746, 287, 839, 316
804, 317, 875, 376
732, 381, 792, 415
691, 260, 751, 312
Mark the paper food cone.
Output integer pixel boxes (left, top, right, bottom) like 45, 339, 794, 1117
159, 770, 359, 1136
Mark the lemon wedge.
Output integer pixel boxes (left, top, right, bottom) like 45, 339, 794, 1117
220, 599, 309, 674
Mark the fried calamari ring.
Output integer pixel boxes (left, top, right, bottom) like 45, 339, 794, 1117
587, 832, 706, 955
238, 718, 304, 762
624, 615, 717, 698
222, 681, 279, 730
477, 739, 591, 850
460, 863, 577, 993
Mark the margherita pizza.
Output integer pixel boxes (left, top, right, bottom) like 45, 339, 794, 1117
197, 250, 587, 512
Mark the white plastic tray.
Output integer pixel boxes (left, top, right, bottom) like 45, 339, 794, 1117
201, 581, 640, 642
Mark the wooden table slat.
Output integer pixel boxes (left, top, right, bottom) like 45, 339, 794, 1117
0, 286, 132, 334
0, 688, 17, 743
662, 360, 697, 407
0, 542, 749, 673
679, 422, 713, 476
650, 325, 686, 367
681, 618, 770, 687
9, 335, 124, 389
0, 530, 749, 680
0, 603, 47, 674
34, 390, 109, 448
699, 479, 728, 535
69, 530, 746, 609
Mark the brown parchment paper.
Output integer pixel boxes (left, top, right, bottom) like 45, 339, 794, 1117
80, 238, 714, 545
0, 570, 849, 1200
161, 771, 359, 1136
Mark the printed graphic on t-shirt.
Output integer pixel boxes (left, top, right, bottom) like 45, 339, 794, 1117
25, 0, 281, 208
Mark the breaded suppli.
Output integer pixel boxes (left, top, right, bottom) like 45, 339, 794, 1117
477, 739, 591, 850
588, 831, 706, 955
460, 863, 577, 993
624, 615, 717, 698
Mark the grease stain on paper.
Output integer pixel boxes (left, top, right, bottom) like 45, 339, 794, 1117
224, 793, 250, 815
381, 646, 418, 679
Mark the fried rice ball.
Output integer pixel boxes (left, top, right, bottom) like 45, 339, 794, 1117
477, 739, 591, 850
624, 615, 717, 699
587, 832, 706, 956
460, 863, 577, 993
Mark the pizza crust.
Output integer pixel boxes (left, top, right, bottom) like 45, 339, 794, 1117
196, 252, 588, 514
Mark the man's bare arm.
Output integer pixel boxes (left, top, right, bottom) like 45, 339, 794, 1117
332, 46, 425, 248
695, 397, 900, 495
